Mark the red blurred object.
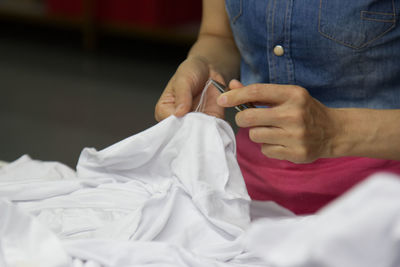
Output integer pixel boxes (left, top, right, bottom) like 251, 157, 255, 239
46, 0, 82, 18
46, 0, 202, 27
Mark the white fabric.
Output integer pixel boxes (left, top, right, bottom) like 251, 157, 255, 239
1, 113, 400, 267
0, 113, 263, 267
246, 173, 400, 267
0, 161, 8, 168
0, 199, 71, 267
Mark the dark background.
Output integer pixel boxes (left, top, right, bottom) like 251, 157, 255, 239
0, 1, 237, 168
0, 23, 186, 167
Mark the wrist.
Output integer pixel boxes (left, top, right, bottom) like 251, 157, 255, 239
327, 108, 394, 159
327, 108, 360, 158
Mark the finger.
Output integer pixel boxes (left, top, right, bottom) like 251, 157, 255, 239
228, 79, 244, 90
192, 70, 225, 118
202, 83, 225, 119
173, 76, 195, 117
174, 60, 211, 116
260, 143, 288, 161
235, 108, 282, 128
248, 126, 286, 145
217, 83, 293, 107
155, 89, 177, 121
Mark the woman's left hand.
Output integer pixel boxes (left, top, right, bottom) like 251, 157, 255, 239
217, 80, 340, 163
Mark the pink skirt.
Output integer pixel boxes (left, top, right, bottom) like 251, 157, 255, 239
236, 128, 400, 215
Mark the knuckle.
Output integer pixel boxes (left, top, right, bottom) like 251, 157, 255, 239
248, 84, 263, 99
275, 111, 290, 122
175, 72, 198, 90
235, 112, 245, 127
240, 110, 257, 126
291, 86, 308, 103
249, 128, 262, 143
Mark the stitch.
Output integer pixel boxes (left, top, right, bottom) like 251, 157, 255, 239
361, 11, 395, 16
289, 0, 294, 83
361, 17, 395, 23
283, 0, 289, 83
316, 0, 359, 47
231, 0, 243, 24
361, 10, 395, 23
318, 0, 396, 49
318, 25, 360, 48
319, 23, 396, 50
272, 0, 277, 83
284, 0, 294, 84
269, 0, 277, 83
264, 0, 271, 84
318, 0, 323, 38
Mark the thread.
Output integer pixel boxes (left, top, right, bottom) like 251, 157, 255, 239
194, 79, 213, 113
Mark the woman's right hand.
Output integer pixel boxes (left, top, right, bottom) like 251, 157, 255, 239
154, 56, 226, 121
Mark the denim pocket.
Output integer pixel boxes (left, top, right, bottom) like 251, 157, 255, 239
225, 0, 243, 24
318, 0, 396, 49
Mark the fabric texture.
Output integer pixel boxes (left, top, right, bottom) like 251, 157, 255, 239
224, 0, 400, 214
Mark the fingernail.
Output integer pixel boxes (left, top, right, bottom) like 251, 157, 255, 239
217, 95, 228, 105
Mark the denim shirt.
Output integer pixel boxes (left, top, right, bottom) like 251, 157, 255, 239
225, 0, 400, 109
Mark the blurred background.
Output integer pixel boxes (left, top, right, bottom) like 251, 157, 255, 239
0, 0, 205, 167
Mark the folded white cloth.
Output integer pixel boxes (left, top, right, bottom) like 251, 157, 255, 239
0, 113, 262, 267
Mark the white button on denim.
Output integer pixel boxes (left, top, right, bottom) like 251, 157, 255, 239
273, 45, 284, 56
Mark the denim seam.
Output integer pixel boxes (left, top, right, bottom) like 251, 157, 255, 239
264, 1, 271, 83
284, 0, 294, 84
268, 0, 277, 83
361, 11, 395, 16
361, 17, 395, 23
318, 0, 396, 49
231, 0, 243, 24
271, 0, 277, 83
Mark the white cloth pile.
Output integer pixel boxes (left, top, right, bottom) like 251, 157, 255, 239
1, 113, 400, 267
0, 113, 262, 267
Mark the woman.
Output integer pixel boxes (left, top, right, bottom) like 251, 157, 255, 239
155, 0, 400, 214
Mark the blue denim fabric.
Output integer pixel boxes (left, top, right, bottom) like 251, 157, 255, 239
225, 0, 400, 108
